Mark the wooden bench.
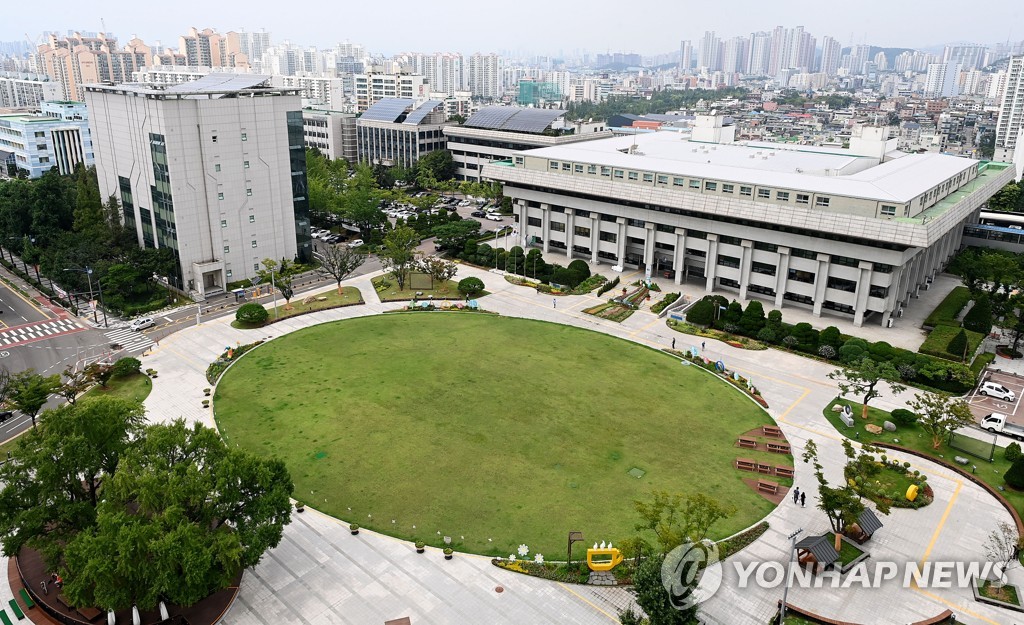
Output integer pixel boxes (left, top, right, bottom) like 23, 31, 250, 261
737, 437, 758, 449
766, 441, 791, 454
775, 466, 795, 479
16, 591, 31, 610
762, 425, 784, 438
735, 458, 756, 472
756, 480, 779, 495
7, 600, 22, 620
756, 462, 773, 475
0, 609, 13, 625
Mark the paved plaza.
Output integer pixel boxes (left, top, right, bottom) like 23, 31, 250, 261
3, 261, 1021, 625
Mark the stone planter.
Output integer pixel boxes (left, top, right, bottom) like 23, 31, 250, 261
349, 524, 360, 535
972, 577, 1024, 612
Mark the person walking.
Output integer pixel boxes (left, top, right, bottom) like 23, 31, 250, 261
552, 298, 557, 308
792, 487, 800, 504
672, 338, 676, 350
701, 341, 706, 351
800, 492, 806, 508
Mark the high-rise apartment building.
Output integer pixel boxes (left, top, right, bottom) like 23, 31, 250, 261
0, 72, 62, 109
924, 63, 961, 98
698, 31, 721, 71
466, 53, 503, 99
353, 73, 428, 112
995, 56, 1024, 163
177, 27, 248, 68
747, 32, 771, 75
769, 26, 815, 74
228, 29, 271, 71
721, 37, 749, 75
84, 74, 311, 298
679, 40, 693, 72
819, 36, 842, 76
943, 45, 986, 71
35, 33, 153, 100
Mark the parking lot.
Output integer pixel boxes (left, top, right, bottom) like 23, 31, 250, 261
966, 369, 1024, 425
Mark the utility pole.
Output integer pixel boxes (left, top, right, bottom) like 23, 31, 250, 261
779, 528, 803, 624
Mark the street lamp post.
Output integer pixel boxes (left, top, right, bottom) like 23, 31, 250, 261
63, 266, 108, 327
779, 528, 803, 624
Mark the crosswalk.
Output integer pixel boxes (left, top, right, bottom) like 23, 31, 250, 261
104, 327, 155, 354
0, 318, 84, 346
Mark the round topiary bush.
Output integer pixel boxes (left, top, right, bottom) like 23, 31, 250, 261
236, 302, 270, 325
457, 277, 485, 296
1005, 458, 1024, 490
890, 409, 918, 426
1007, 442, 1023, 463
111, 356, 142, 378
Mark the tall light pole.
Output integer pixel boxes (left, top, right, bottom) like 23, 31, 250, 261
779, 528, 803, 624
63, 266, 107, 327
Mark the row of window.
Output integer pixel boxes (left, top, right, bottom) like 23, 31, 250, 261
221, 216, 258, 227
213, 161, 251, 171
211, 132, 247, 144
223, 240, 261, 254
223, 263, 266, 279
218, 188, 253, 200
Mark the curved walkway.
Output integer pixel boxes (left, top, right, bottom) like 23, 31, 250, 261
90, 267, 1024, 624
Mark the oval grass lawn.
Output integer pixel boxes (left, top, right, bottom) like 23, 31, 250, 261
214, 314, 778, 557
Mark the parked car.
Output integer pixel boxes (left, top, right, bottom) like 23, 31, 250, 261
458, 200, 471, 207
470, 210, 486, 218
980, 381, 1016, 401
0, 410, 13, 423
347, 239, 364, 248
325, 234, 343, 244
129, 317, 155, 331
485, 213, 503, 221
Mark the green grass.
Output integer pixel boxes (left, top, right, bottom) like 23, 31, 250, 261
81, 373, 152, 404
214, 315, 778, 557
372, 274, 464, 301
824, 533, 865, 566
924, 286, 972, 328
978, 579, 1021, 605
822, 398, 1024, 520
233, 287, 363, 327
919, 324, 984, 361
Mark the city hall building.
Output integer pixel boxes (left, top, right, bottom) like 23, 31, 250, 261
484, 115, 1015, 326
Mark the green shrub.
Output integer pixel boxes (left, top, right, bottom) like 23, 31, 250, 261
687, 299, 715, 326
819, 326, 842, 348
946, 329, 969, 361
111, 357, 142, 378
963, 295, 993, 334
596, 276, 620, 296
551, 266, 583, 288
838, 343, 865, 364
1006, 442, 1023, 463
457, 276, 485, 296
567, 259, 591, 281
920, 325, 983, 361
924, 286, 972, 328
756, 326, 776, 343
650, 292, 680, 314
738, 300, 766, 336
1005, 458, 1024, 489
236, 302, 269, 325
868, 341, 896, 361
890, 408, 918, 426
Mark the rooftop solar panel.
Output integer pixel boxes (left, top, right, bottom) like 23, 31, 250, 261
403, 99, 443, 125
465, 106, 518, 129
165, 73, 271, 93
464, 106, 565, 133
361, 98, 414, 122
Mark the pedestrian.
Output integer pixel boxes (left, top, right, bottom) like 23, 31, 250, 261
672, 338, 676, 350
792, 487, 800, 504
800, 492, 806, 508
701, 341, 706, 351
553, 298, 556, 308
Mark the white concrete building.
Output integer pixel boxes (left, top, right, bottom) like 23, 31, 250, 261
356, 98, 447, 168
302, 107, 357, 162
85, 74, 312, 299
270, 74, 347, 110
353, 73, 428, 112
0, 72, 62, 109
995, 56, 1024, 163
0, 101, 92, 178
924, 62, 961, 98
484, 116, 1015, 327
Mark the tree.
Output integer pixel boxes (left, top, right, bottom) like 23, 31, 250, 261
8, 370, 60, 429
987, 182, 1022, 212
110, 357, 141, 378
87, 362, 114, 389
963, 295, 993, 334
633, 490, 734, 553
457, 276, 484, 297
947, 329, 969, 361
738, 300, 766, 336
819, 326, 843, 349
418, 149, 456, 182
908, 391, 974, 449
632, 552, 697, 625
316, 244, 365, 293
984, 521, 1023, 588
828, 357, 906, 419
416, 256, 458, 290
58, 419, 293, 611
802, 439, 865, 552
236, 302, 269, 325
59, 366, 91, 405
686, 298, 715, 326
256, 258, 298, 307
432, 219, 481, 254
1005, 457, 1024, 489
379, 226, 420, 291
73, 165, 104, 235
567, 259, 591, 282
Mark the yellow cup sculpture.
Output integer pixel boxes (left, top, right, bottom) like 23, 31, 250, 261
906, 484, 919, 502
587, 545, 624, 571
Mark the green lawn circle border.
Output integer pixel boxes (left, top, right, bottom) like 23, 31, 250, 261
211, 313, 778, 553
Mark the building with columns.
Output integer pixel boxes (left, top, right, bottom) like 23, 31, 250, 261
484, 117, 1015, 327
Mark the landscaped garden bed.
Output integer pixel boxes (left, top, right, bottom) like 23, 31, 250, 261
974, 578, 1024, 611
583, 301, 635, 322
232, 287, 364, 328
372, 274, 466, 301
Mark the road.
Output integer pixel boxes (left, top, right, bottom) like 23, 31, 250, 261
0, 277, 50, 328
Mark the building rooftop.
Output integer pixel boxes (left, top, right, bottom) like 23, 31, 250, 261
519, 132, 980, 203
464, 106, 566, 134
85, 74, 298, 99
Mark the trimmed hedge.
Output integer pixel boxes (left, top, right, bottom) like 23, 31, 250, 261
919, 325, 984, 362
596, 276, 620, 297
650, 292, 680, 314
923, 286, 972, 328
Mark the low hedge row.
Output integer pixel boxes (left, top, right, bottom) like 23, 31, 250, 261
923, 286, 972, 328
918, 325, 985, 362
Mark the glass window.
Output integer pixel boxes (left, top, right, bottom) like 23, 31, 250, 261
704, 181, 717, 191
244, 161, 250, 169
574, 164, 583, 173
600, 166, 611, 177
815, 196, 830, 207
657, 175, 668, 184
588, 164, 597, 174
628, 171, 639, 181
241, 132, 247, 141
226, 269, 233, 278
247, 188, 252, 196
740, 186, 752, 197
722, 184, 734, 194
689, 179, 701, 189
253, 263, 259, 272
221, 219, 227, 228
251, 240, 258, 248
776, 191, 790, 201
673, 177, 685, 187
224, 245, 230, 254
562, 162, 572, 171
249, 215, 255, 223
796, 194, 810, 205
212, 135, 218, 143
214, 163, 221, 172
218, 192, 224, 200
614, 170, 624, 179
754, 241, 778, 252
758, 189, 771, 199
549, 161, 559, 170
880, 205, 896, 216
642, 173, 654, 183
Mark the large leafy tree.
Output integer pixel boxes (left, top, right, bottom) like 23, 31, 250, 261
633, 490, 734, 554
415, 256, 458, 290
907, 391, 974, 449
379, 226, 421, 290
432, 219, 481, 254
828, 357, 906, 420
418, 149, 456, 182
632, 552, 698, 625
257, 258, 299, 307
802, 439, 867, 552
8, 369, 61, 429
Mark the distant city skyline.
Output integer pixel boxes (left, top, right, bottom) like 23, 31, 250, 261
3, 0, 1020, 57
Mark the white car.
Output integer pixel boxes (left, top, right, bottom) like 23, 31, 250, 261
347, 239, 364, 249
129, 317, 155, 331
485, 213, 503, 221
980, 381, 1016, 402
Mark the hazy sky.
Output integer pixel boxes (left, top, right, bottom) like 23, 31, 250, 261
6, 0, 1021, 56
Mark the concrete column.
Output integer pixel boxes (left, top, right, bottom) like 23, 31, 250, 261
812, 253, 830, 317
591, 216, 600, 264
881, 264, 904, 326
541, 203, 551, 254
643, 223, 656, 274
739, 240, 753, 301
705, 233, 719, 293
853, 261, 873, 327
907, 249, 927, 299
775, 246, 790, 308
517, 200, 528, 248
616, 217, 627, 267
898, 252, 918, 307
674, 228, 687, 285
564, 208, 575, 260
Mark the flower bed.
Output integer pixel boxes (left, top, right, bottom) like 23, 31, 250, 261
583, 301, 635, 323
206, 340, 265, 385
670, 349, 768, 408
